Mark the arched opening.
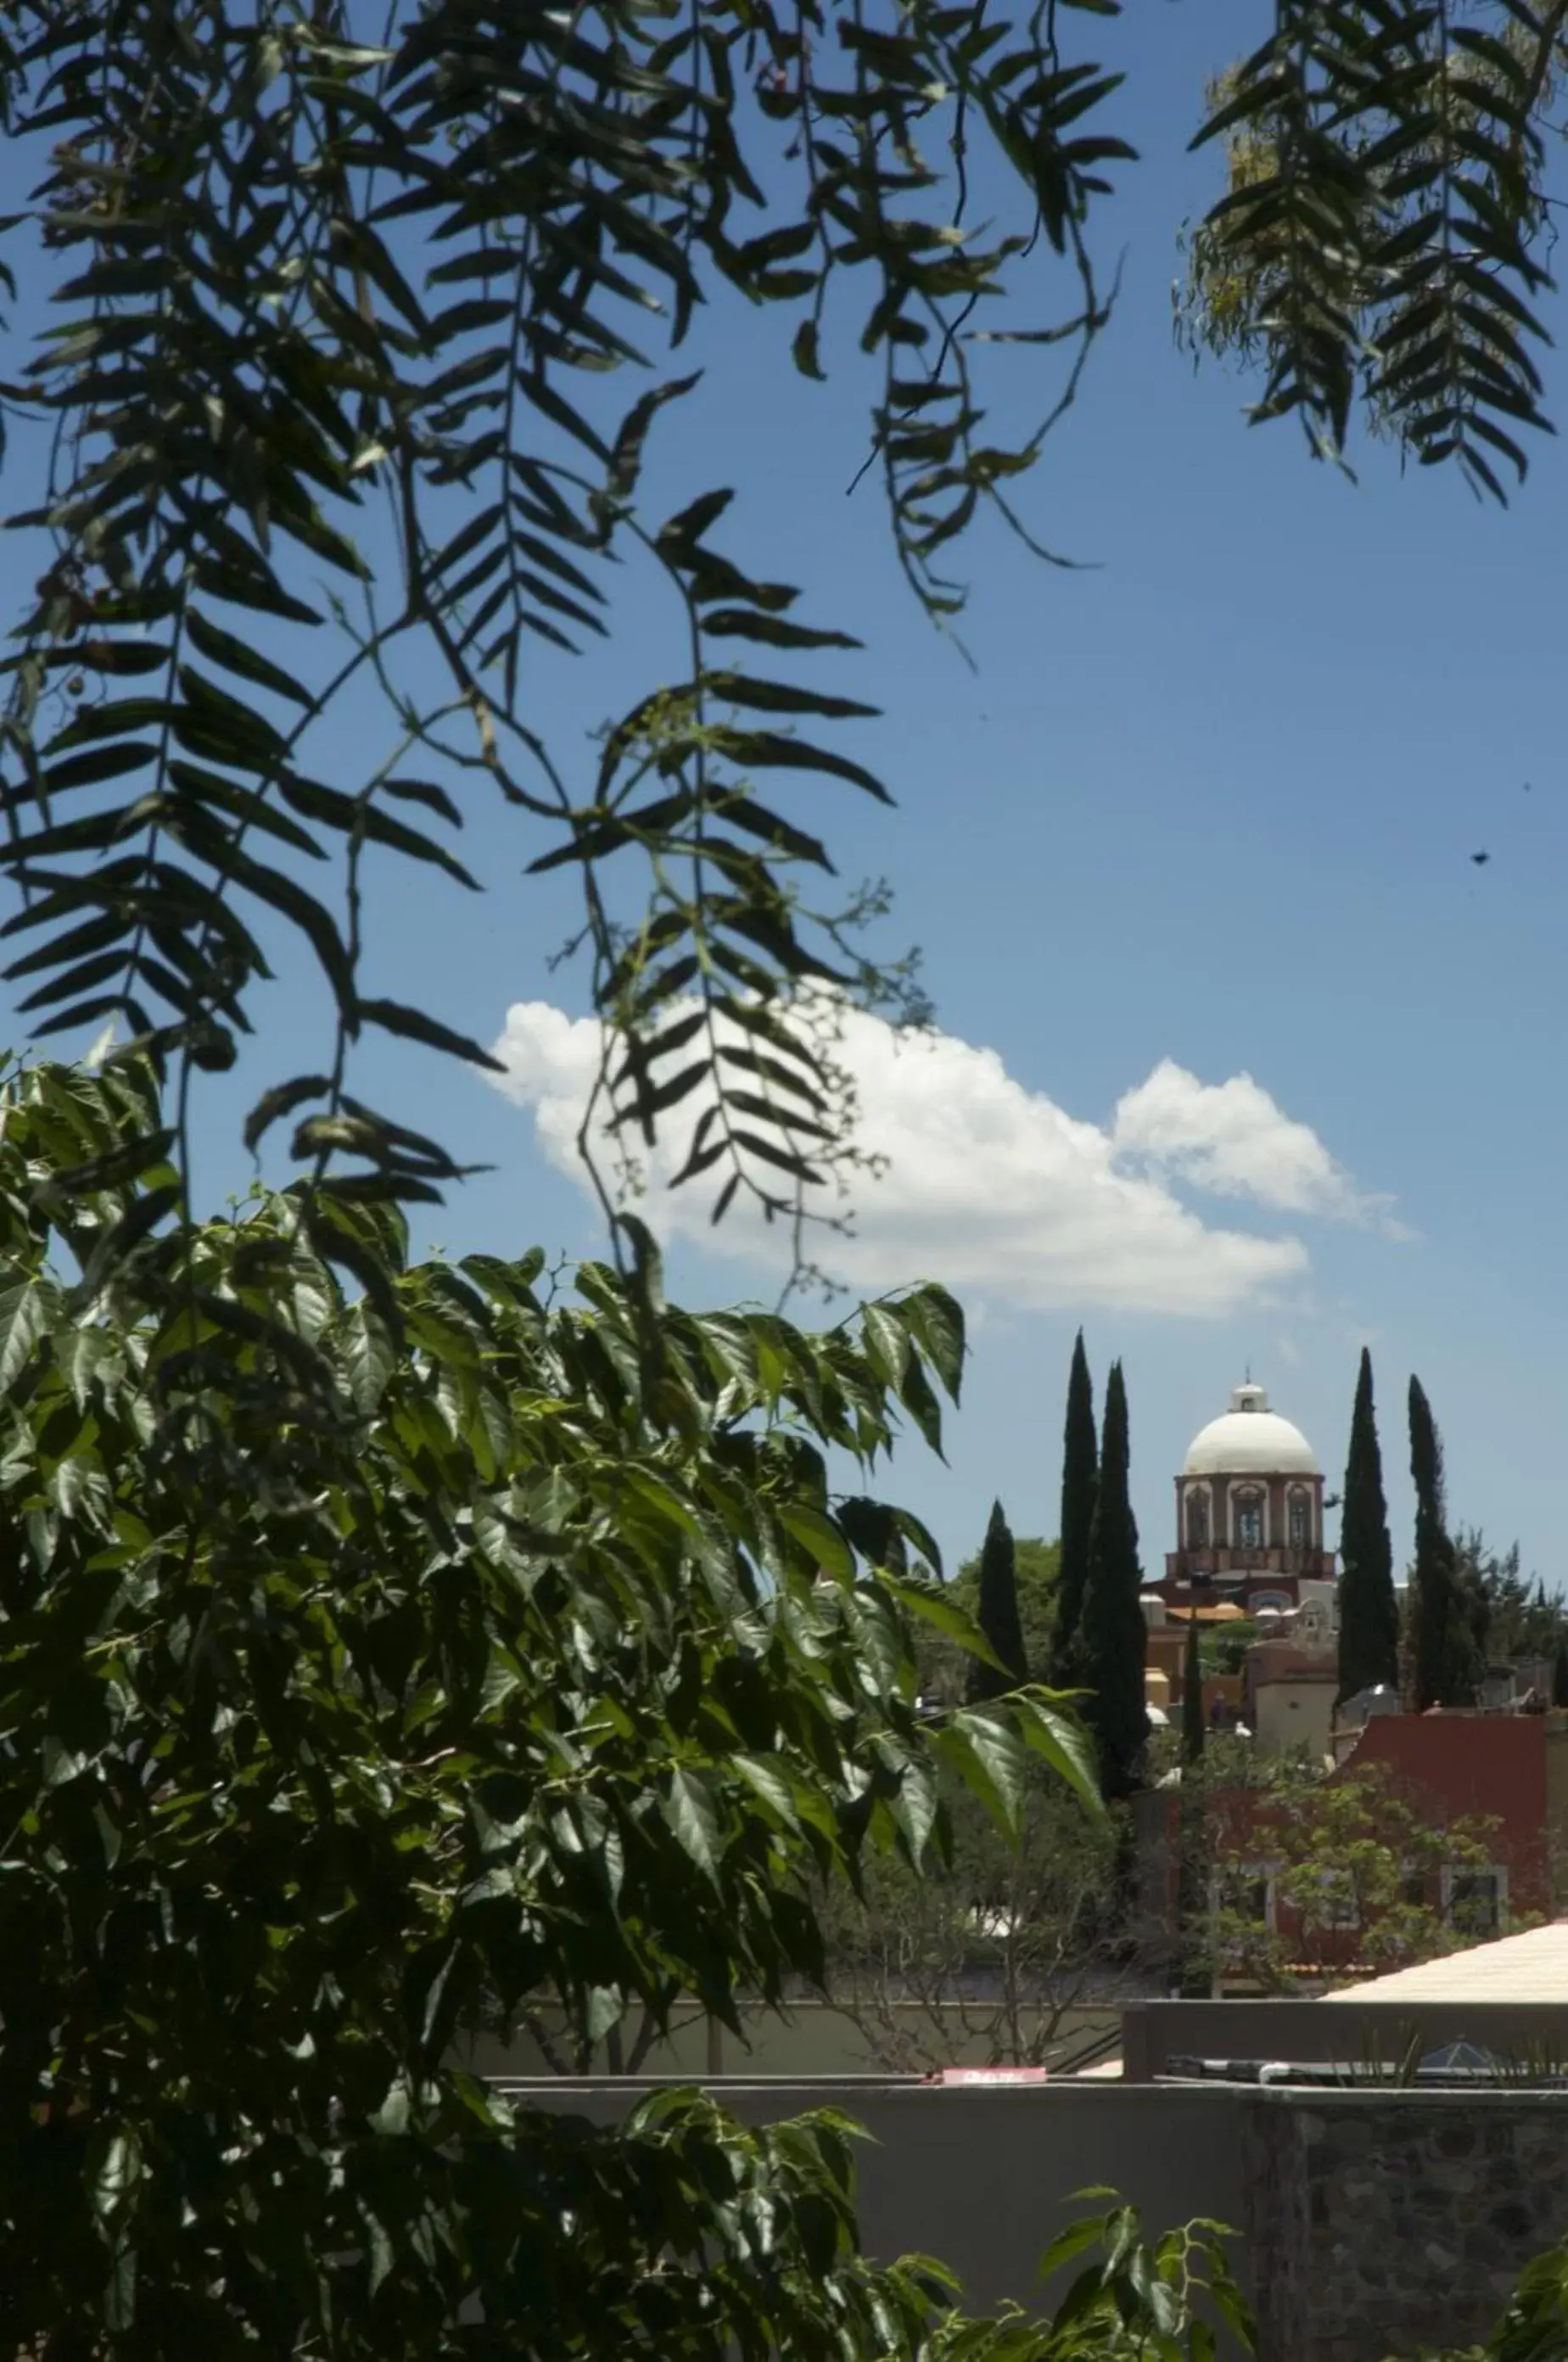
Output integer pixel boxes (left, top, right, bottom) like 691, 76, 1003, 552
1235, 1490, 1263, 1551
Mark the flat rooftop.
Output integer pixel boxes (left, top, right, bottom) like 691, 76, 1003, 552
1325, 1918, 1568, 2005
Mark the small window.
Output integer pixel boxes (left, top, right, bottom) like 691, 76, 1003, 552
1314, 1871, 1359, 1930
1289, 1492, 1310, 1549
1187, 1490, 1210, 1547
1447, 1868, 1507, 1938
1235, 1491, 1263, 1551
1216, 1864, 1274, 1928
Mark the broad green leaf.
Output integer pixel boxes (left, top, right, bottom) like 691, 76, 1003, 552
0, 1280, 53, 1395
943, 1709, 1028, 1834
779, 1501, 854, 1580
732, 1753, 800, 1830
662, 1764, 723, 1885
1014, 1690, 1106, 1821
341, 1300, 395, 1414
369, 2074, 412, 2135
901, 1284, 966, 1401
885, 1577, 1010, 1677
859, 1303, 910, 1388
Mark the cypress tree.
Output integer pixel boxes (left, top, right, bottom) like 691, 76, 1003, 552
1078, 1360, 1148, 1798
1051, 1330, 1098, 1685
1336, 1348, 1400, 1703
968, 1499, 1028, 1703
1181, 1607, 1205, 1766
1408, 1376, 1481, 1710
1174, 1613, 1207, 1993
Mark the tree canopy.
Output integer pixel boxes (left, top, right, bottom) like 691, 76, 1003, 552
818, 1765, 1139, 2075
0, 1055, 1099, 2350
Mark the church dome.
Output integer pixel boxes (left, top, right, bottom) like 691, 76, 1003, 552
1182, 1383, 1319, 1478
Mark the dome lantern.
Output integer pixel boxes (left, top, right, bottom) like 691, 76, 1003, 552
1182, 1383, 1320, 1478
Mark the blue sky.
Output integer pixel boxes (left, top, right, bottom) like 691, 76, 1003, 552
5, 4, 1566, 1593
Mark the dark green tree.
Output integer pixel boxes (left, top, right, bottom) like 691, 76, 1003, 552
1052, 1332, 1099, 1685
916, 1539, 1060, 1710
1451, 1536, 1568, 1680
1336, 1349, 1400, 1703
0, 1060, 1103, 2356
1555, 1645, 1568, 1712
1408, 1377, 1482, 1712
1078, 1361, 1148, 1800
1181, 1610, 1206, 1767
968, 1500, 1028, 1703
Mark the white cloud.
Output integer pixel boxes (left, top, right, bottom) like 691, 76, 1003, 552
1111, 1059, 1387, 1224
488, 1001, 1390, 1319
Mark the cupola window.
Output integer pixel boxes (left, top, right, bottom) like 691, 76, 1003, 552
1288, 1492, 1310, 1550
1235, 1490, 1263, 1551
1187, 1490, 1210, 1547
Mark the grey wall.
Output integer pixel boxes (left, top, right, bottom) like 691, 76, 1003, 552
499, 2071, 1568, 2359
462, 2001, 1121, 2080
1123, 1998, 1568, 2082
496, 2078, 1250, 2316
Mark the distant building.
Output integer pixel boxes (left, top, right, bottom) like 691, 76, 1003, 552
1248, 1639, 1337, 1759
1140, 1378, 1340, 1753
1332, 1708, 1561, 1928
1151, 1381, 1337, 1617
1142, 1597, 1250, 1734
1134, 1707, 1568, 1988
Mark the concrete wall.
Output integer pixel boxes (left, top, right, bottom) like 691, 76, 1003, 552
496, 2077, 1249, 2317
464, 2000, 1121, 2080
1253, 1674, 1335, 1759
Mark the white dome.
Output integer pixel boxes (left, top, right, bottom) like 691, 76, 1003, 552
1182, 1383, 1319, 1478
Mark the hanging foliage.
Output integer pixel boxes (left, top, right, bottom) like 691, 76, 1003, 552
0, 0, 1133, 1277
1180, 3, 1561, 501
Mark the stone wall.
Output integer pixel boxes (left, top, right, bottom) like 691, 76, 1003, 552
1246, 2090, 1568, 2362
